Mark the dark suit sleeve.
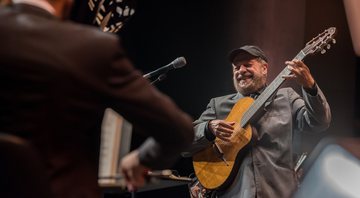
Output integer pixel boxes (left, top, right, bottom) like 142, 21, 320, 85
102, 37, 194, 169
182, 98, 217, 157
291, 84, 331, 133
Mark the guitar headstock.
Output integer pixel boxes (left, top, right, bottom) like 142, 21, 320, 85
303, 27, 337, 56
88, 0, 136, 33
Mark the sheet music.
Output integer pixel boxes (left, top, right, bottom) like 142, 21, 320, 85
98, 108, 132, 187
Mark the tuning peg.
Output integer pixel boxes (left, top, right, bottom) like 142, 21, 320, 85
332, 39, 336, 44
321, 49, 326, 54
327, 44, 331, 49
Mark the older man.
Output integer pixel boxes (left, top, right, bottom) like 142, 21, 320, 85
184, 45, 331, 198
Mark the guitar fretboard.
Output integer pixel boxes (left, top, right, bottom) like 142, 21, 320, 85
240, 50, 306, 127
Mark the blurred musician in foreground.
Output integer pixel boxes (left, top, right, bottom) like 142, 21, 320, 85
0, 0, 194, 197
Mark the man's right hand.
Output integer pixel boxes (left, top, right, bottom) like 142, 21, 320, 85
208, 120, 235, 142
119, 150, 149, 192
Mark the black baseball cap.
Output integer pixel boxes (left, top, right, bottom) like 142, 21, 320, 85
228, 45, 268, 63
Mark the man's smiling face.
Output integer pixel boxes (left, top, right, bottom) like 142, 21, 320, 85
232, 55, 268, 95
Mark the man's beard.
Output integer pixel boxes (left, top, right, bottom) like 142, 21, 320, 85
234, 75, 266, 96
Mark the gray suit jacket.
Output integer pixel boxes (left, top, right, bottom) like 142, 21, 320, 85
183, 85, 331, 198
0, 4, 193, 198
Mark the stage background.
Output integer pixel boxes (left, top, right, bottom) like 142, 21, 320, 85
72, 0, 360, 177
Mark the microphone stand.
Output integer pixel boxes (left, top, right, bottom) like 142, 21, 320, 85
150, 73, 167, 85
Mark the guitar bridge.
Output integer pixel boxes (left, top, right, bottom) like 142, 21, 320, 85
212, 143, 229, 166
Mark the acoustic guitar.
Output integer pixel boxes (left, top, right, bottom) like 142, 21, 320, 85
192, 27, 337, 190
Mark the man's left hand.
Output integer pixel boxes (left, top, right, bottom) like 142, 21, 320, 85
283, 59, 315, 89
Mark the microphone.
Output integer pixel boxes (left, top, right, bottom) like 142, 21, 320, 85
143, 57, 187, 79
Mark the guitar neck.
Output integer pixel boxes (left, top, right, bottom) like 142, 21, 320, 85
240, 50, 306, 128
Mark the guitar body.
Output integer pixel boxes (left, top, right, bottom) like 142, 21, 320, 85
193, 97, 254, 190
